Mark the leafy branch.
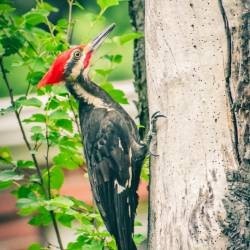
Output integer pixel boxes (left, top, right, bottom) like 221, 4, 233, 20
0, 58, 44, 191
0, 57, 64, 250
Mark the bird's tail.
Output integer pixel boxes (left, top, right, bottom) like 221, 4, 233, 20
113, 190, 137, 250
116, 238, 137, 250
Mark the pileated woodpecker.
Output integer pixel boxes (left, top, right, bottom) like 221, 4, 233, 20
38, 24, 147, 250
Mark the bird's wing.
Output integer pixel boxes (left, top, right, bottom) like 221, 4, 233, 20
83, 112, 137, 249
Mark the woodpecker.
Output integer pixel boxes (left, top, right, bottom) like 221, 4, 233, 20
38, 24, 147, 250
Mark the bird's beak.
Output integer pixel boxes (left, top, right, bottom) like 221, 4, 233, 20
85, 23, 116, 53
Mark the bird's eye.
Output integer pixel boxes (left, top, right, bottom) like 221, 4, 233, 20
73, 50, 81, 59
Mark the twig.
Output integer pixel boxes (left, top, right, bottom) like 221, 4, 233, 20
36, 0, 55, 40
0, 58, 45, 194
49, 197, 64, 250
45, 121, 51, 199
45, 108, 64, 250
68, 96, 82, 140
66, 0, 74, 44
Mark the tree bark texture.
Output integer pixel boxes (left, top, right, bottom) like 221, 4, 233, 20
145, 0, 249, 249
129, 0, 149, 139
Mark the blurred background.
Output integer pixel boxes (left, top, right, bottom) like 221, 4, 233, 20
0, 0, 148, 249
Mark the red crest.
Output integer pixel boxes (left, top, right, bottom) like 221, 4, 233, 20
37, 47, 75, 88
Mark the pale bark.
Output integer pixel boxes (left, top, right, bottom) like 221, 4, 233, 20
145, 0, 249, 249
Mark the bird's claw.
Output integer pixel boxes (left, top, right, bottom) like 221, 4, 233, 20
148, 149, 159, 157
150, 111, 167, 134
145, 111, 167, 156
151, 111, 167, 119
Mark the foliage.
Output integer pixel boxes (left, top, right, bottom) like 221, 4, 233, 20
0, 0, 144, 249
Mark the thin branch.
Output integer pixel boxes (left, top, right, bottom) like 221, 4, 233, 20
71, 206, 89, 213
2, 18, 36, 116
68, 96, 82, 140
49, 212, 64, 250
45, 108, 64, 250
44, 15, 56, 40
45, 121, 51, 199
36, 0, 55, 40
0, 58, 46, 194
66, 0, 75, 44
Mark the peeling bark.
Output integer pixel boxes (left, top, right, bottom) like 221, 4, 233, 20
218, 1, 250, 248
145, 0, 249, 249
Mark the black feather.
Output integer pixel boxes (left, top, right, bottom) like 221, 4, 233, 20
67, 78, 147, 250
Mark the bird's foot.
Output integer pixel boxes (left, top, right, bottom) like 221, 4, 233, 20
148, 149, 159, 157
150, 111, 166, 134
145, 111, 167, 156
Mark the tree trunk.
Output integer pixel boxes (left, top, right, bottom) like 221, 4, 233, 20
129, 0, 149, 139
145, 0, 249, 249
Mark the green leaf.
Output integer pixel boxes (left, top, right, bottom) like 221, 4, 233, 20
134, 220, 143, 226
17, 160, 35, 169
59, 136, 81, 151
133, 233, 146, 246
16, 185, 34, 198
141, 156, 149, 181
95, 68, 113, 77
113, 54, 122, 63
0, 147, 12, 162
84, 241, 104, 250
49, 196, 74, 209
38, 2, 58, 13
24, 13, 45, 26
24, 10, 48, 26
0, 35, 24, 56
0, 170, 23, 182
113, 32, 143, 45
0, 181, 12, 190
48, 166, 64, 190
52, 85, 68, 96
50, 110, 69, 120
31, 132, 45, 142
105, 237, 116, 250
53, 152, 83, 170
17, 97, 42, 108
47, 97, 60, 110
56, 18, 68, 30
97, 0, 119, 14
23, 113, 46, 123
67, 241, 83, 250
28, 243, 43, 250
100, 82, 128, 104
17, 198, 41, 216
73, 1, 85, 10
56, 119, 73, 132
67, 235, 87, 250
27, 71, 44, 86
58, 214, 74, 227
0, 4, 15, 13
29, 208, 51, 226
48, 131, 60, 145
31, 126, 43, 134
104, 54, 122, 63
